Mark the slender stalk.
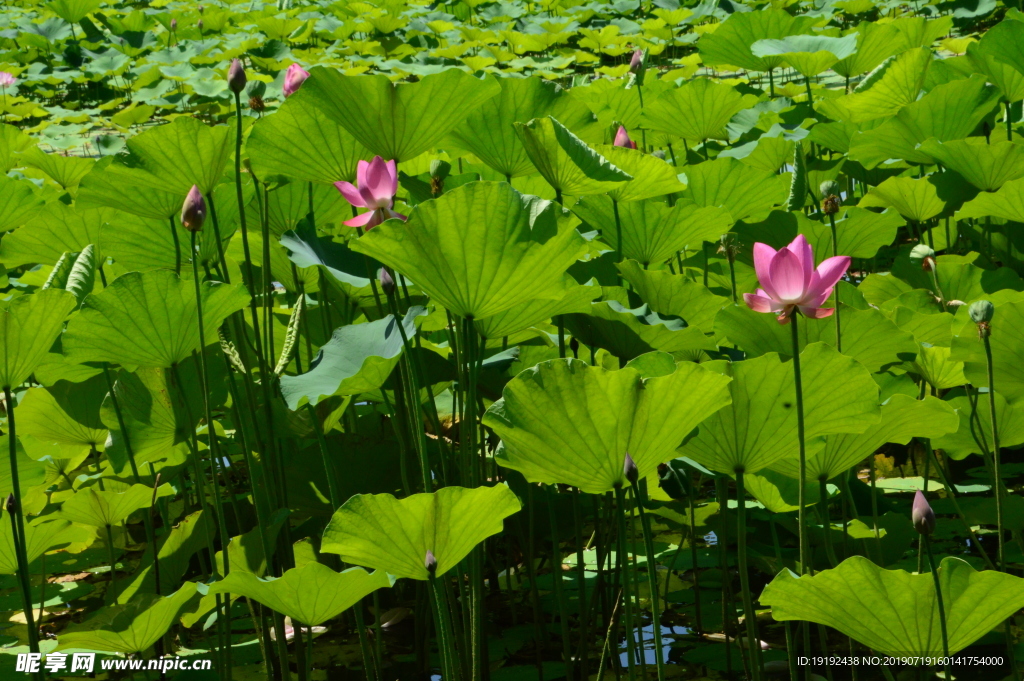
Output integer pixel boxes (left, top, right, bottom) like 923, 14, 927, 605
614, 486, 638, 681
789, 319, 809, 575
734, 470, 762, 681
983, 333, 1005, 569
547, 488, 574, 679
169, 216, 181, 275
818, 478, 838, 568
827, 212, 841, 351
632, 482, 665, 681
923, 536, 952, 681
3, 386, 39, 658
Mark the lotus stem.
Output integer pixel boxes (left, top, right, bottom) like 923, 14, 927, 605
615, 485, 639, 681
768, 69, 775, 98
771, 517, 799, 681
3, 385, 39, 659
1008, 101, 1014, 142
169, 216, 181, 275
928, 444, 996, 569
734, 469, 762, 681
613, 198, 623, 284
805, 75, 813, 105
632, 480, 666, 681
547, 488, 574, 679
428, 572, 460, 681
688, 486, 703, 633
715, 476, 735, 679
827, 212, 842, 351
818, 478, 839, 568
983, 333, 1005, 569
923, 536, 952, 680
789, 318, 809, 575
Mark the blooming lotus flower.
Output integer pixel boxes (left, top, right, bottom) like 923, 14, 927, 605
283, 63, 310, 98
0, 72, 14, 88
614, 126, 637, 149
334, 156, 407, 230
743, 234, 850, 324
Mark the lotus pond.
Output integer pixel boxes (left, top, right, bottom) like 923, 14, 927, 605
3, 0, 1024, 679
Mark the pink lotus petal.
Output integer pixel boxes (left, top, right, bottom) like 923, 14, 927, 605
386, 159, 398, 197
614, 126, 637, 149
768, 248, 807, 302
810, 255, 851, 297
785, 234, 814, 293
799, 305, 835, 319
361, 156, 395, 208
752, 242, 778, 299
344, 210, 377, 228
355, 160, 370, 186
743, 292, 776, 314
334, 181, 367, 208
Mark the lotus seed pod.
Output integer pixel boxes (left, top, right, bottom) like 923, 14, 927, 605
180, 185, 207, 232
819, 180, 840, 197
969, 300, 994, 324
424, 549, 437, 575
623, 452, 638, 486
430, 159, 451, 181
379, 267, 395, 296
228, 58, 247, 95
912, 490, 935, 535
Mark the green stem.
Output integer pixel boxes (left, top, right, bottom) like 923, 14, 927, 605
615, 486, 638, 681
923, 536, 952, 681
632, 482, 665, 681
818, 478, 838, 568
169, 216, 181, 275
790, 318, 809, 575
547, 488, 574, 679
734, 470, 762, 681
983, 334, 1005, 569
827, 213, 841, 352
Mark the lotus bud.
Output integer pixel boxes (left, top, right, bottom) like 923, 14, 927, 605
198, 4, 204, 13
912, 490, 935, 535
819, 180, 840, 198
5, 493, 15, 515
180, 185, 207, 232
228, 58, 247, 95
170, 18, 177, 31
910, 244, 936, 272
379, 267, 395, 296
197, 19, 203, 31
969, 300, 994, 338
430, 160, 451, 196
623, 452, 638, 486
283, 63, 310, 98
569, 337, 579, 357
629, 48, 644, 73
613, 125, 637, 149
424, 549, 437, 575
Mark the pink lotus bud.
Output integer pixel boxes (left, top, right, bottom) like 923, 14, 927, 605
912, 490, 935, 535
228, 59, 247, 95
197, 19, 203, 31
379, 267, 395, 295
623, 452, 638, 486
629, 49, 644, 73
170, 18, 177, 31
614, 126, 637, 149
283, 63, 310, 98
180, 185, 207, 232
424, 549, 437, 575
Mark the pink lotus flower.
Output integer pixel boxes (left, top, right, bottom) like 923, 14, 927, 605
614, 126, 637, 149
629, 48, 643, 73
743, 234, 850, 324
334, 156, 407, 230
0, 72, 14, 88
283, 63, 310, 98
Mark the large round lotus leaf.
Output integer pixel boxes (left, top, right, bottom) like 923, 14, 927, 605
641, 79, 753, 143
0, 175, 45, 234
951, 299, 1024, 403
933, 388, 1024, 460
918, 139, 1024, 192
682, 157, 789, 223
321, 485, 521, 580
751, 34, 859, 77
77, 158, 184, 220
247, 88, 371, 185
473, 280, 600, 340
118, 116, 235, 195
0, 203, 111, 268
207, 563, 392, 626
485, 358, 732, 493
679, 343, 880, 475
573, 195, 733, 267
821, 48, 930, 123
617, 261, 727, 334
831, 23, 903, 80
597, 145, 686, 203
62, 269, 250, 369
57, 483, 175, 527
350, 182, 587, 319
697, 9, 819, 73
761, 555, 1024, 657
513, 116, 631, 196
301, 69, 499, 162
0, 519, 77, 575
769, 394, 958, 481
54, 582, 198, 654
955, 176, 1024, 222
445, 76, 600, 179
16, 378, 108, 448
0, 288, 77, 390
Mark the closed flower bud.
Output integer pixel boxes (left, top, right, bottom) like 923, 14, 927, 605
424, 549, 437, 575
282, 63, 310, 98
629, 48, 644, 73
5, 493, 15, 515
170, 18, 177, 31
198, 4, 204, 13
379, 267, 395, 295
180, 185, 207, 232
912, 490, 935, 535
819, 180, 841, 198
197, 19, 203, 31
969, 300, 994, 324
623, 452, 638, 486
910, 244, 936, 272
228, 58, 247, 95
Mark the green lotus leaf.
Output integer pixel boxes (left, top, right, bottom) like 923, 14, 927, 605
63, 270, 250, 369
890, 16, 953, 51
770, 395, 958, 481
485, 358, 732, 492
682, 157, 789, 222
751, 34, 859, 77
18, 146, 95, 192
573, 195, 733, 267
77, 158, 184, 220
760, 555, 1024, 657
617, 261, 727, 334
715, 305, 917, 373
54, 582, 198, 653
100, 213, 181, 274
955, 176, 1024, 222
302, 69, 499, 162
803, 207, 905, 261
679, 343, 880, 475
933, 388, 1024, 460
445, 76, 600, 179
247, 89, 370, 185
0, 519, 76, 575
913, 345, 967, 390
17, 378, 108, 449
832, 22, 904, 79
641, 79, 752, 143
0, 176, 45, 234
514, 116, 631, 196
280, 308, 423, 410
973, 17, 1024, 78
322, 485, 521, 580
0, 203, 111, 268
951, 299, 1024, 403
849, 76, 1001, 168
58, 483, 175, 528
697, 9, 819, 72
0, 124, 34, 173
119, 116, 235, 195
473, 280, 600, 340
563, 300, 718, 363
207, 563, 392, 625
967, 40, 1024, 103
115, 511, 216, 603
917, 139, 1024, 191
859, 176, 946, 222
280, 222, 377, 292
350, 182, 587, 319
820, 48, 931, 123
597, 145, 687, 202
47, 0, 102, 24
0, 446, 47, 502
0, 289, 78, 390
742, 469, 825, 513
891, 307, 955, 346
